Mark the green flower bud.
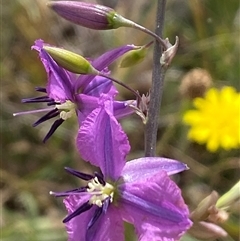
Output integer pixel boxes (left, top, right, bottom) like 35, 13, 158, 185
119, 46, 147, 68
43, 46, 99, 75
190, 191, 219, 222
216, 180, 240, 209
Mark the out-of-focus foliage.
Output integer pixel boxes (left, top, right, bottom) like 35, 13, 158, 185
1, 0, 239, 240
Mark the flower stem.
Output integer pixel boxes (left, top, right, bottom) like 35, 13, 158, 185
131, 22, 168, 50
99, 73, 142, 105
144, 0, 167, 157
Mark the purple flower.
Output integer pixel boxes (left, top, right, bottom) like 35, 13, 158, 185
51, 98, 192, 241
14, 39, 136, 142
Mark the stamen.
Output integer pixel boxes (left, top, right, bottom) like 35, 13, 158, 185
87, 206, 103, 230
33, 108, 59, 127
22, 96, 53, 103
47, 101, 59, 106
56, 100, 75, 110
13, 107, 55, 116
94, 172, 105, 185
50, 187, 87, 197
56, 100, 76, 120
87, 177, 114, 207
43, 118, 64, 142
65, 167, 94, 180
63, 201, 93, 223
35, 87, 47, 93
59, 109, 75, 120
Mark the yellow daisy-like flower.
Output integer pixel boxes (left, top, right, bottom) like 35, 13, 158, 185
183, 86, 240, 152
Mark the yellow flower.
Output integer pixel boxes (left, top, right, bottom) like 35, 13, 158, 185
183, 86, 240, 152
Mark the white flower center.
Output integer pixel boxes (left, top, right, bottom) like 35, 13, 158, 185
87, 177, 114, 207
56, 100, 76, 120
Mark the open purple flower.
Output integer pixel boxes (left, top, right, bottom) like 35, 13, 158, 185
51, 98, 192, 241
14, 39, 136, 142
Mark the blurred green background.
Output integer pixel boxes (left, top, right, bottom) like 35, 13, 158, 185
1, 0, 239, 240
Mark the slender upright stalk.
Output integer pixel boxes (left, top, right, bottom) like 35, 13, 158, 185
144, 0, 167, 157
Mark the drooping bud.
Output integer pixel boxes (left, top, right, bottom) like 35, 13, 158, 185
119, 44, 151, 68
47, 1, 135, 30
43, 46, 99, 75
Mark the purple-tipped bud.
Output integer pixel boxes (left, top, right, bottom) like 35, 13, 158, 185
43, 46, 99, 75
47, 1, 135, 30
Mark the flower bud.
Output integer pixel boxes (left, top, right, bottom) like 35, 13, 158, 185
119, 46, 147, 68
216, 181, 240, 209
190, 191, 219, 222
47, 1, 135, 30
43, 46, 99, 75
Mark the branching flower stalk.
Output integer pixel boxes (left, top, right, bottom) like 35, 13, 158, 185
129, 21, 168, 50
145, 0, 168, 157
13, 1, 194, 240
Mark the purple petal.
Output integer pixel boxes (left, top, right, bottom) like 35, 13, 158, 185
76, 95, 135, 125
83, 75, 118, 97
122, 157, 188, 183
77, 98, 130, 180
64, 196, 124, 241
119, 171, 192, 241
64, 167, 94, 180
63, 195, 95, 241
113, 100, 135, 119
74, 44, 136, 92
63, 201, 92, 223
32, 39, 75, 101
87, 206, 124, 241
75, 94, 99, 124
